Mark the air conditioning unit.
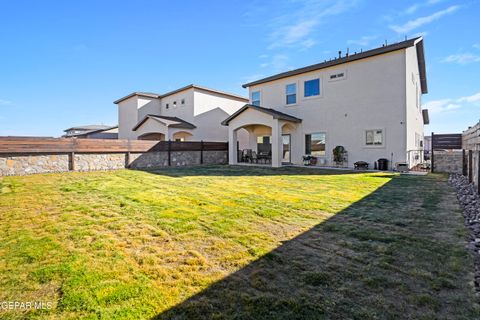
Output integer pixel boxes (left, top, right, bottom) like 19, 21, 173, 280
396, 163, 409, 172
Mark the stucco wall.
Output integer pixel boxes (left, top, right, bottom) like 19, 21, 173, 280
247, 49, 410, 168
405, 45, 425, 168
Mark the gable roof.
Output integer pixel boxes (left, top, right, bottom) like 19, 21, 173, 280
242, 37, 427, 94
221, 104, 302, 126
132, 114, 196, 131
114, 84, 248, 104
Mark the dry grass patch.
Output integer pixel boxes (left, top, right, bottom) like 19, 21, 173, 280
0, 166, 478, 319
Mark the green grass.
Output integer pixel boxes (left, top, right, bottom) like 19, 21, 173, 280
0, 166, 478, 319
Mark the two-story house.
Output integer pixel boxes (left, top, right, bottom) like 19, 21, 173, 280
222, 37, 429, 169
114, 84, 248, 142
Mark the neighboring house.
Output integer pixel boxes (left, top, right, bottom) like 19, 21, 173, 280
114, 84, 248, 142
63, 125, 118, 139
222, 37, 429, 169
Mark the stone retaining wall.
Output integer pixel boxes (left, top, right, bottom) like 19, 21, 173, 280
75, 153, 126, 172
0, 150, 228, 176
0, 154, 69, 176
433, 150, 463, 174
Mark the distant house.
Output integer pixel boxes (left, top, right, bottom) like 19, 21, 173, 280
114, 84, 248, 142
223, 37, 430, 169
63, 125, 118, 139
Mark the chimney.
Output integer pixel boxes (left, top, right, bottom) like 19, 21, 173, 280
338, 50, 342, 58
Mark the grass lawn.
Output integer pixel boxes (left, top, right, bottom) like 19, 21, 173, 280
0, 165, 478, 319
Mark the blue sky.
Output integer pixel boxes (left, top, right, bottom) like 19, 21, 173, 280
0, 0, 478, 136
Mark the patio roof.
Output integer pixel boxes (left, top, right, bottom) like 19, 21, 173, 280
221, 104, 302, 126
132, 114, 196, 131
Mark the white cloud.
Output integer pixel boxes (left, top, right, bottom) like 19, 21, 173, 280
458, 92, 480, 104
347, 35, 377, 47
268, 0, 358, 49
390, 5, 459, 34
423, 91, 480, 114
442, 53, 480, 65
0, 99, 12, 106
403, 0, 444, 15
473, 43, 480, 50
404, 4, 420, 15
242, 74, 265, 84
260, 54, 291, 72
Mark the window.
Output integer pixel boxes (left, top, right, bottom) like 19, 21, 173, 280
304, 79, 320, 97
251, 91, 261, 106
181, 99, 185, 105
166, 103, 169, 109
366, 129, 383, 146
305, 133, 326, 156
173, 101, 177, 108
329, 72, 345, 80
286, 83, 296, 105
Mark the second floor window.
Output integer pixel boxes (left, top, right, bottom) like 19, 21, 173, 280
251, 91, 261, 106
166, 103, 169, 109
304, 78, 320, 97
286, 83, 296, 105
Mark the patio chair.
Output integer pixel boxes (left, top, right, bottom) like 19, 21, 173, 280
251, 151, 258, 164
244, 149, 252, 163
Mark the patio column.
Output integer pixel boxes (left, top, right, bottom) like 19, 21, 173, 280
271, 119, 282, 167
247, 128, 257, 152
228, 128, 238, 165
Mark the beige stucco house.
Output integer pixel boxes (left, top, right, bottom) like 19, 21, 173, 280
114, 84, 248, 142
223, 37, 429, 169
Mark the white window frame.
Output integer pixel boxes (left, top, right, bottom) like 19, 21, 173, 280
364, 129, 385, 148
251, 90, 261, 106
305, 132, 327, 157
302, 77, 322, 100
285, 83, 297, 106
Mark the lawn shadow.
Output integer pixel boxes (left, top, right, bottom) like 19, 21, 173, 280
137, 165, 389, 178
152, 174, 477, 319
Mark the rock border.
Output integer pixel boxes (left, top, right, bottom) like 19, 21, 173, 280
449, 173, 480, 294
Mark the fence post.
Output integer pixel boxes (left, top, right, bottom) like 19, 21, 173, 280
478, 151, 480, 194
431, 132, 435, 173
200, 140, 204, 165
469, 150, 473, 183
168, 140, 171, 167
125, 152, 130, 168
68, 152, 75, 171
463, 149, 467, 176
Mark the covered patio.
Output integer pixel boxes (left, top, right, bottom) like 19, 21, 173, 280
222, 104, 302, 167
133, 114, 196, 141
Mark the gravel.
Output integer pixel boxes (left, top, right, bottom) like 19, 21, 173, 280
449, 173, 480, 293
